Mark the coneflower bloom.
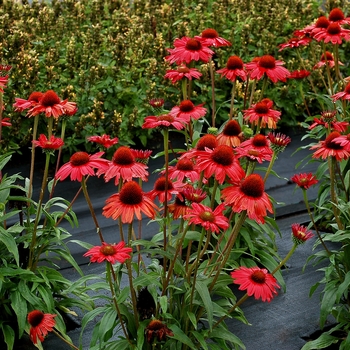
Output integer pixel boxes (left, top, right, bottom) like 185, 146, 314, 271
33, 134, 64, 150
130, 149, 153, 164
142, 114, 188, 130
103, 181, 158, 223
166, 36, 214, 64
304, 16, 330, 36
87, 134, 119, 148
309, 111, 349, 133
196, 145, 245, 184
332, 82, 350, 101
328, 7, 350, 25
149, 176, 183, 203
168, 195, 190, 219
145, 319, 174, 344
149, 98, 164, 109
230, 266, 280, 302
184, 203, 229, 233
222, 173, 273, 223
278, 37, 312, 51
167, 158, 200, 182
182, 184, 207, 203
236, 134, 273, 163
291, 223, 314, 245
243, 98, 281, 129
313, 51, 343, 69
291, 173, 318, 190
216, 55, 247, 82
267, 132, 291, 153
311, 131, 350, 161
169, 100, 207, 122
27, 310, 56, 344
180, 134, 218, 160
0, 75, 8, 92
333, 133, 350, 151
217, 120, 243, 147
13, 91, 44, 112
195, 28, 231, 47
245, 55, 290, 83
314, 22, 350, 44
104, 146, 148, 184
1, 117, 11, 127
55, 151, 109, 182
83, 241, 133, 264
164, 63, 202, 84
288, 70, 311, 80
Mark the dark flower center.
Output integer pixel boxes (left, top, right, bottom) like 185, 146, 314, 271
254, 102, 269, 114
321, 110, 337, 121
315, 16, 330, 28
154, 177, 174, 191
185, 38, 202, 51
196, 134, 217, 150
324, 131, 343, 150
176, 158, 194, 171
252, 134, 268, 147
100, 244, 116, 256
248, 150, 260, 156
177, 64, 190, 73
28, 91, 43, 102
40, 90, 61, 107
147, 320, 164, 331
201, 28, 218, 38
259, 55, 276, 69
250, 270, 266, 284
119, 182, 143, 205
70, 152, 90, 166
226, 56, 244, 70
199, 211, 215, 222
113, 146, 135, 165
179, 100, 195, 112
329, 8, 345, 22
28, 310, 44, 327
158, 115, 175, 123
240, 174, 264, 197
211, 145, 234, 166
327, 23, 341, 35
321, 51, 334, 61
223, 120, 241, 136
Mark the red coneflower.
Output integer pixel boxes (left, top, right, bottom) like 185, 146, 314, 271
184, 202, 229, 233
309, 111, 349, 133
278, 37, 312, 51
246, 55, 290, 83
291, 223, 314, 245
311, 131, 350, 161
0, 75, 8, 93
267, 132, 291, 153
329, 8, 350, 25
104, 146, 148, 184
83, 241, 133, 264
169, 99, 207, 122
235, 134, 273, 163
55, 151, 109, 182
149, 176, 183, 203
87, 134, 119, 148
332, 82, 350, 101
222, 173, 273, 224
314, 22, 350, 44
145, 319, 174, 344
167, 158, 200, 182
164, 63, 202, 84
291, 173, 318, 190
142, 114, 188, 130
13, 91, 44, 112
27, 310, 56, 344
195, 28, 231, 47
230, 266, 280, 302
1, 117, 11, 127
180, 134, 218, 160
216, 55, 247, 82
103, 181, 158, 223
196, 144, 245, 184
149, 98, 165, 109
217, 120, 242, 147
313, 51, 343, 69
33, 134, 64, 150
182, 184, 207, 203
130, 149, 153, 164
288, 70, 311, 80
243, 98, 281, 129
168, 195, 190, 219
306, 16, 330, 36
166, 36, 214, 64
333, 133, 350, 151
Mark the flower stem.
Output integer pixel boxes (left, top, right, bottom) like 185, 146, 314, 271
229, 80, 236, 120
329, 157, 343, 230
263, 151, 277, 183
271, 243, 297, 275
28, 115, 39, 200
209, 58, 216, 127
52, 329, 80, 350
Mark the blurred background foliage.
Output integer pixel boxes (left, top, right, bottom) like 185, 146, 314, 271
1, 0, 349, 156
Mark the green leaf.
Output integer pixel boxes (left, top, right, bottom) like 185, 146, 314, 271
10, 290, 27, 338
336, 271, 350, 302
1, 324, 15, 350
301, 334, 338, 350
195, 280, 213, 330
99, 307, 117, 341
191, 330, 209, 350
209, 326, 246, 349
0, 227, 19, 266
168, 324, 197, 350
187, 311, 197, 330
159, 295, 168, 314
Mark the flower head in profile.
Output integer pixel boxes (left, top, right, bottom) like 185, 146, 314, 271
291, 173, 318, 190
288, 70, 311, 80
27, 310, 56, 344
83, 241, 132, 264
33, 134, 64, 150
145, 319, 174, 344
103, 181, 158, 223
314, 22, 350, 44
267, 132, 291, 153
87, 134, 119, 148
142, 114, 188, 130
168, 195, 190, 219
243, 98, 281, 129
301, 16, 329, 37
291, 223, 313, 245
222, 173, 273, 224
55, 151, 109, 182
313, 51, 343, 69
149, 98, 165, 109
130, 149, 153, 164
104, 146, 148, 184
169, 100, 207, 122
311, 131, 350, 161
180, 134, 218, 160
332, 82, 350, 101
195, 28, 231, 47
184, 203, 229, 233
1, 117, 11, 127
166, 36, 214, 64
0, 75, 9, 93
182, 184, 207, 203
217, 120, 243, 147
13, 91, 44, 112
309, 111, 349, 133
216, 55, 247, 82
278, 36, 312, 51
149, 176, 183, 203
236, 134, 273, 163
246, 55, 290, 83
328, 8, 350, 25
167, 158, 200, 182
164, 63, 202, 84
231, 266, 280, 302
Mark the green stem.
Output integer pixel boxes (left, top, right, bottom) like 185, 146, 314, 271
210, 179, 219, 209
329, 157, 343, 230
52, 329, 80, 350
229, 80, 236, 120
263, 151, 277, 183
209, 58, 216, 127
271, 243, 297, 275
181, 78, 188, 101
28, 115, 39, 200
259, 74, 268, 101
